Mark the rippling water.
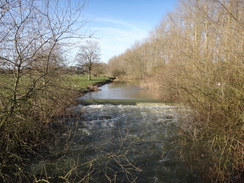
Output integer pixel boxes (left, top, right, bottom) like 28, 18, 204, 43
61, 104, 200, 182
30, 83, 202, 182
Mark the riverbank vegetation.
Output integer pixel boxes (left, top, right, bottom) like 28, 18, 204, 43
108, 0, 243, 182
0, 72, 112, 182
0, 0, 113, 182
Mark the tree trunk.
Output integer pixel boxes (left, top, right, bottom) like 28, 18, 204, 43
88, 67, 91, 80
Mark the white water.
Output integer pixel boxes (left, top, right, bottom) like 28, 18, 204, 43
30, 83, 202, 182
68, 104, 201, 182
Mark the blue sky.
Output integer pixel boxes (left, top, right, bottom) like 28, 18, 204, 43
82, 0, 178, 63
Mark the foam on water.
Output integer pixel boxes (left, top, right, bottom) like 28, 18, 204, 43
68, 104, 201, 182
31, 104, 201, 182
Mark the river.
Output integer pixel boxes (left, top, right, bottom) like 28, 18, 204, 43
80, 81, 162, 105
30, 82, 202, 182
81, 81, 157, 100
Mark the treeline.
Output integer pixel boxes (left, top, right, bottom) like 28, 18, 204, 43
108, 0, 243, 182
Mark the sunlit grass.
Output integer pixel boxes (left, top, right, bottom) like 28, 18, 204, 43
0, 74, 112, 96
0, 74, 15, 97
63, 74, 112, 90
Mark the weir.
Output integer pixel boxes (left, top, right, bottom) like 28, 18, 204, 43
30, 82, 201, 182
81, 99, 163, 105
72, 82, 200, 182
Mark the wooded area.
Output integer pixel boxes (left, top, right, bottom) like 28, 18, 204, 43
108, 0, 243, 182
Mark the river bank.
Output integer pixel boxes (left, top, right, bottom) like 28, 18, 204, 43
0, 74, 115, 182
80, 76, 115, 94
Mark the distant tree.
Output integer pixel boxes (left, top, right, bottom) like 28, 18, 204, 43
76, 40, 101, 80
108, 55, 127, 78
92, 62, 108, 76
0, 0, 88, 121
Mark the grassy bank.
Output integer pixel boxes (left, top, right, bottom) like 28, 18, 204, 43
64, 74, 113, 91
0, 74, 113, 96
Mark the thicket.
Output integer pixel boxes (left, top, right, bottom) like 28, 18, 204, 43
0, 0, 92, 182
108, 0, 244, 182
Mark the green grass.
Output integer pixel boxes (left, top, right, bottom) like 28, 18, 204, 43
0, 74, 112, 95
64, 74, 112, 90
0, 74, 14, 96
0, 74, 14, 87
0, 74, 13, 81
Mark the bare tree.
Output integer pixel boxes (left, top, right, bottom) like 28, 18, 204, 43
76, 40, 101, 80
0, 0, 88, 123
0, 0, 92, 181
108, 55, 127, 78
107, 1, 244, 181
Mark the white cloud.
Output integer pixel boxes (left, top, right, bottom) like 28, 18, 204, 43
89, 17, 149, 62
64, 17, 150, 65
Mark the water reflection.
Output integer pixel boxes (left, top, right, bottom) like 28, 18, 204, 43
80, 82, 157, 100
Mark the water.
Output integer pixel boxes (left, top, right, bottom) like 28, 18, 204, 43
79, 82, 162, 105
30, 82, 202, 182
80, 82, 155, 100
73, 104, 199, 182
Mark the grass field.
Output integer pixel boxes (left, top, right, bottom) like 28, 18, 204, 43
63, 74, 112, 90
0, 74, 112, 95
